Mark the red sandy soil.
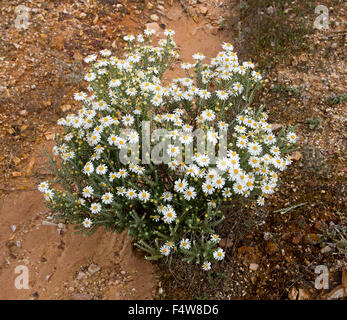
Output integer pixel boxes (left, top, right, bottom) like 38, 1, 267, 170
0, 1, 231, 300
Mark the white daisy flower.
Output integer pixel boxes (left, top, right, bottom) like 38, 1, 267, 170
207, 131, 219, 144
100, 49, 111, 57
210, 234, 221, 243
270, 146, 281, 156
286, 132, 297, 143
144, 28, 156, 36
122, 114, 135, 126
181, 62, 193, 69
202, 181, 215, 195
174, 179, 188, 193
90, 203, 102, 214
74, 92, 87, 101
160, 244, 171, 256
167, 144, 180, 157
248, 142, 262, 156
179, 133, 193, 145
162, 206, 177, 224
101, 192, 114, 204
213, 176, 225, 189
43, 189, 54, 201
109, 79, 121, 88
138, 190, 150, 203
180, 238, 191, 250
201, 109, 215, 122
84, 72, 96, 82
109, 172, 117, 182
96, 164, 108, 175
192, 53, 206, 61
83, 218, 93, 228
82, 186, 94, 198
222, 42, 234, 51
84, 54, 97, 63
164, 29, 175, 36
213, 248, 225, 261
38, 181, 49, 193
77, 198, 86, 206
115, 168, 128, 179
202, 261, 211, 271
126, 87, 137, 96
198, 89, 211, 100
216, 157, 231, 172
257, 196, 265, 206
233, 182, 245, 195
126, 189, 137, 200
222, 187, 232, 198
83, 162, 94, 176
183, 187, 196, 200
162, 192, 173, 202
195, 154, 210, 167
216, 90, 229, 100
127, 130, 139, 143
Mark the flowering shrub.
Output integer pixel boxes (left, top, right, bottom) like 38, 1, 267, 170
39, 28, 298, 271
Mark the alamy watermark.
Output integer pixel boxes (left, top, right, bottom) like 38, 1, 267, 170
14, 265, 29, 289
314, 265, 329, 289
314, 5, 329, 30
14, 5, 30, 30
115, 121, 228, 166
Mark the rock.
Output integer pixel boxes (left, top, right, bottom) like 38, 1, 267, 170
320, 245, 332, 254
71, 293, 92, 300
199, 6, 208, 15
288, 287, 298, 300
60, 104, 71, 112
46, 273, 53, 281
249, 263, 259, 271
57, 223, 67, 235
11, 225, 16, 233
145, 22, 161, 34
291, 151, 302, 161
42, 221, 58, 227
150, 14, 159, 22
298, 288, 310, 300
25, 157, 36, 176
30, 292, 39, 300
219, 238, 232, 249
88, 264, 100, 275
270, 123, 283, 131
325, 285, 346, 300
147, 2, 154, 10
76, 271, 87, 280
19, 109, 28, 116
265, 241, 279, 255
290, 151, 302, 161
44, 132, 55, 140
12, 171, 22, 177
209, 26, 218, 35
